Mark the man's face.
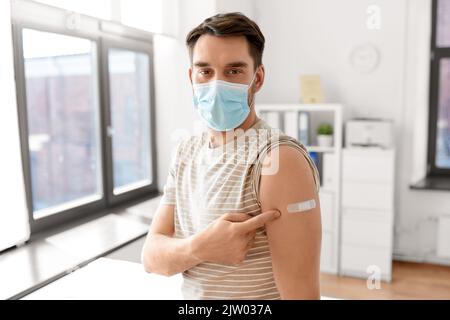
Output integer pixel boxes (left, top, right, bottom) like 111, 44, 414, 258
189, 34, 264, 104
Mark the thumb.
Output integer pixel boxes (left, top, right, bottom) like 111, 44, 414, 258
239, 210, 281, 233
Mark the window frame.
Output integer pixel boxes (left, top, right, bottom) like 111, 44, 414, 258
11, 5, 158, 234
101, 37, 158, 206
427, 0, 450, 177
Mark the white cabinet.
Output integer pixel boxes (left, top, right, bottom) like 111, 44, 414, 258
319, 152, 340, 274
341, 245, 391, 279
342, 213, 392, 247
319, 190, 337, 273
342, 182, 393, 210
320, 231, 334, 272
340, 148, 395, 282
320, 191, 334, 232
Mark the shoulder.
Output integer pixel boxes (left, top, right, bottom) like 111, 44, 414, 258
262, 145, 316, 184
250, 130, 320, 206
175, 133, 207, 159
258, 138, 320, 206
255, 124, 319, 186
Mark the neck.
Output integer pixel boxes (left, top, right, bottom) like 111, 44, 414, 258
208, 110, 259, 148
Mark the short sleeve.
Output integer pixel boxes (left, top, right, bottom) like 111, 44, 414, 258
160, 141, 183, 206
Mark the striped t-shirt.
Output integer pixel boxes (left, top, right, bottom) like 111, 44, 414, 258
160, 118, 320, 299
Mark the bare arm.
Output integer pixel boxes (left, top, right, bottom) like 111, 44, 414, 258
260, 146, 322, 299
141, 204, 201, 276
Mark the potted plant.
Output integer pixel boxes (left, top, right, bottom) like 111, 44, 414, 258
316, 123, 333, 147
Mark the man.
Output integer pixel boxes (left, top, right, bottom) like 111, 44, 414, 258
141, 12, 322, 300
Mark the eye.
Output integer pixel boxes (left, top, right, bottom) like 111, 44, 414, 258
199, 69, 212, 75
226, 69, 242, 75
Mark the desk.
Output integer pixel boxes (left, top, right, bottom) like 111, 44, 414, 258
23, 257, 183, 300
23, 255, 339, 300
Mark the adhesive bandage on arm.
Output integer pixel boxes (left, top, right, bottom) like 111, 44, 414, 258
287, 199, 316, 213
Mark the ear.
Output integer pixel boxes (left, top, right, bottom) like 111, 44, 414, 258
254, 64, 265, 93
188, 67, 193, 86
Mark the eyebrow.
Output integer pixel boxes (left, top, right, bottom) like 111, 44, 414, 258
193, 61, 249, 68
225, 61, 249, 68
193, 61, 210, 68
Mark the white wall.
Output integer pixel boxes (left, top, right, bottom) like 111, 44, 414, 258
216, 0, 255, 16
253, 0, 450, 265
153, 0, 257, 190
153, 0, 217, 190
0, 0, 30, 251
255, 0, 406, 120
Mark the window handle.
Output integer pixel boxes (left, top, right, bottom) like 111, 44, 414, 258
107, 126, 115, 137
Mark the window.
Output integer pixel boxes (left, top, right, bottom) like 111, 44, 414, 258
428, 0, 450, 175
108, 49, 153, 194
436, 0, 450, 47
12, 1, 158, 233
22, 29, 102, 219
436, 58, 450, 169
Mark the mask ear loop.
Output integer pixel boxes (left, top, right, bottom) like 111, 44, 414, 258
248, 69, 259, 109
248, 68, 259, 88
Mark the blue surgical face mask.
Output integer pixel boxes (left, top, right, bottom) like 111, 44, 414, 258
192, 73, 257, 131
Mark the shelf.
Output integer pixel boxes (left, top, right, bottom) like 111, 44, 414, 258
304, 146, 336, 153
257, 103, 342, 112
410, 176, 450, 192
319, 187, 336, 194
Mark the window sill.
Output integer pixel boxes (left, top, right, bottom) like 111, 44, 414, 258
410, 176, 450, 192
0, 195, 161, 300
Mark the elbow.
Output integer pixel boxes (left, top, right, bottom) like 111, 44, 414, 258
141, 244, 157, 274
280, 292, 321, 300
277, 279, 321, 300
143, 263, 177, 277
141, 247, 152, 273
143, 262, 176, 277
141, 247, 177, 277
141, 256, 153, 274
158, 269, 179, 277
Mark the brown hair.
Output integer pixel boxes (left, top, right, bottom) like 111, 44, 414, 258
186, 12, 265, 70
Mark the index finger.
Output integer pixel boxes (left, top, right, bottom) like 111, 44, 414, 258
238, 210, 281, 233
